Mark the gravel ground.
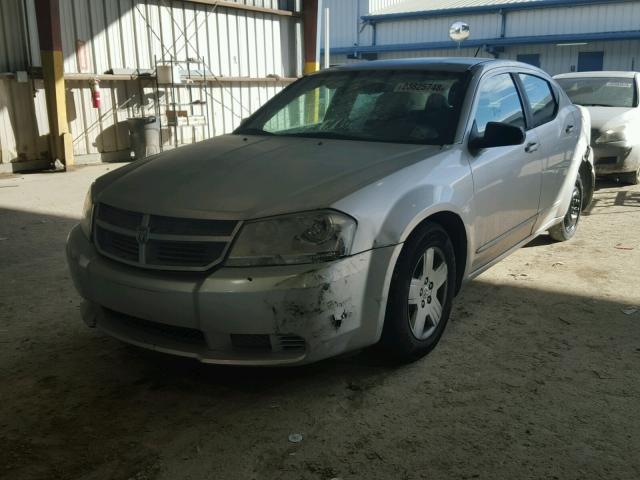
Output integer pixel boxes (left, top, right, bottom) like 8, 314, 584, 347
1, 165, 639, 480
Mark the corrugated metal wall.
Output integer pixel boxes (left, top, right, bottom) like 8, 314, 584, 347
0, 0, 31, 73
368, 0, 406, 14
375, 12, 501, 45
0, 0, 301, 165
501, 40, 640, 75
325, 0, 640, 47
505, 3, 640, 37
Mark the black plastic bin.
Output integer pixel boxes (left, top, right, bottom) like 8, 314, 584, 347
127, 116, 160, 160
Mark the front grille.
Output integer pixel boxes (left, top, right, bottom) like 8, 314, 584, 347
274, 335, 306, 352
96, 227, 139, 262
230, 334, 306, 353
94, 203, 239, 271
231, 334, 271, 351
107, 309, 206, 345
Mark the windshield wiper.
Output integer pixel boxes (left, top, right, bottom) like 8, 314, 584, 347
580, 103, 615, 107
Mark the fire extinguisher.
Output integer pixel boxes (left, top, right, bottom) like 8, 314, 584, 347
90, 78, 101, 109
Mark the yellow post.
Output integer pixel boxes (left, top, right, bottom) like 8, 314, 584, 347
304, 62, 320, 74
302, 1, 322, 123
35, 0, 74, 167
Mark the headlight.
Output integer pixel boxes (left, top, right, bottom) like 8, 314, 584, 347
596, 128, 627, 144
226, 210, 357, 266
80, 186, 94, 240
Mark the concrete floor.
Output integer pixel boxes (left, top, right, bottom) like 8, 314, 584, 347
1, 165, 639, 480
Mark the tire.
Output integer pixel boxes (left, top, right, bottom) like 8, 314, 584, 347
380, 222, 456, 362
620, 168, 640, 186
580, 163, 595, 211
549, 174, 583, 242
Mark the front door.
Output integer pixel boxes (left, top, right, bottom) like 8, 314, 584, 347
468, 72, 544, 269
516, 73, 577, 218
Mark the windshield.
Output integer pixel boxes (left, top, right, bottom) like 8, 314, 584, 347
556, 77, 638, 108
236, 70, 469, 145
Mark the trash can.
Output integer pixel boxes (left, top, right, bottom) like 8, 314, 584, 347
127, 116, 160, 160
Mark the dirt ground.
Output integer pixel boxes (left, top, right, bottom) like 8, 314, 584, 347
1, 165, 639, 480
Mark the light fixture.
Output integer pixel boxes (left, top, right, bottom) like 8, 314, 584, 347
556, 42, 588, 47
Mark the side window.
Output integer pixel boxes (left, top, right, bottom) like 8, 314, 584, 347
518, 74, 558, 127
474, 74, 525, 134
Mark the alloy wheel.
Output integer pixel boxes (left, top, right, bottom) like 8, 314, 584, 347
407, 246, 448, 340
564, 182, 582, 233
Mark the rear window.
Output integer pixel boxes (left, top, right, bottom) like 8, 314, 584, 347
519, 74, 558, 127
556, 77, 638, 108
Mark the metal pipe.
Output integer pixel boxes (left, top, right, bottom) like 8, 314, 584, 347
324, 7, 330, 69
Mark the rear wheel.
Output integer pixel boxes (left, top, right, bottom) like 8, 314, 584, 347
620, 167, 640, 185
380, 223, 456, 362
549, 175, 583, 242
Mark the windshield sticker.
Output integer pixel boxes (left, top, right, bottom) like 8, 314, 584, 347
605, 81, 633, 88
394, 82, 446, 93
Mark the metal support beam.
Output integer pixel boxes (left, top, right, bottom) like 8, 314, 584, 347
35, 0, 74, 167
302, 0, 321, 73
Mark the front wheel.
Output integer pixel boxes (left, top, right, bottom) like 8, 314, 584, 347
549, 175, 583, 242
380, 222, 456, 362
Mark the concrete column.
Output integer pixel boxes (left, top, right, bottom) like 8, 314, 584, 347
35, 0, 74, 167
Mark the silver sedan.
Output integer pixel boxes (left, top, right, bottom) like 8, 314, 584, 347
67, 58, 592, 365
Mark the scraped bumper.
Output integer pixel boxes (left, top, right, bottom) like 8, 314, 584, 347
593, 143, 639, 175
66, 225, 398, 365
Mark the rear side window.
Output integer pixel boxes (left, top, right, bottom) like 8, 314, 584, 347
473, 73, 525, 134
518, 74, 557, 127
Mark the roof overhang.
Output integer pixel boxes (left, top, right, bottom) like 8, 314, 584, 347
361, 0, 636, 23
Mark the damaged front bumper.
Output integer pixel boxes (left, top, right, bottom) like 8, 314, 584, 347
66, 225, 400, 366
592, 143, 640, 175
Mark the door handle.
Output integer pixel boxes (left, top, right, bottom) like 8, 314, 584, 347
525, 142, 539, 153
565, 124, 575, 134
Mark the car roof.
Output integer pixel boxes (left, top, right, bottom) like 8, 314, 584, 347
554, 71, 638, 79
328, 57, 530, 73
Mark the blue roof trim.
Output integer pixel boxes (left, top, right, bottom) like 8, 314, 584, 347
325, 30, 640, 55
362, 0, 634, 22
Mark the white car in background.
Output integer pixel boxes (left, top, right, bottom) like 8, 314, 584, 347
555, 71, 640, 185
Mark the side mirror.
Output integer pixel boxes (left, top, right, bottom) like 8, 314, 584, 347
469, 122, 526, 150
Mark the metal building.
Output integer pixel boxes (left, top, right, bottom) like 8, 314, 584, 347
322, 0, 640, 74
0, 0, 303, 171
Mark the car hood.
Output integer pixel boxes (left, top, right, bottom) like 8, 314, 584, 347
95, 134, 442, 220
586, 106, 639, 132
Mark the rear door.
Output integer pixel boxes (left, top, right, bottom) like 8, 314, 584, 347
467, 71, 544, 269
516, 72, 577, 217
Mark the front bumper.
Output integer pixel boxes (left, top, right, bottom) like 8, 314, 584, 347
66, 225, 399, 366
592, 143, 639, 175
